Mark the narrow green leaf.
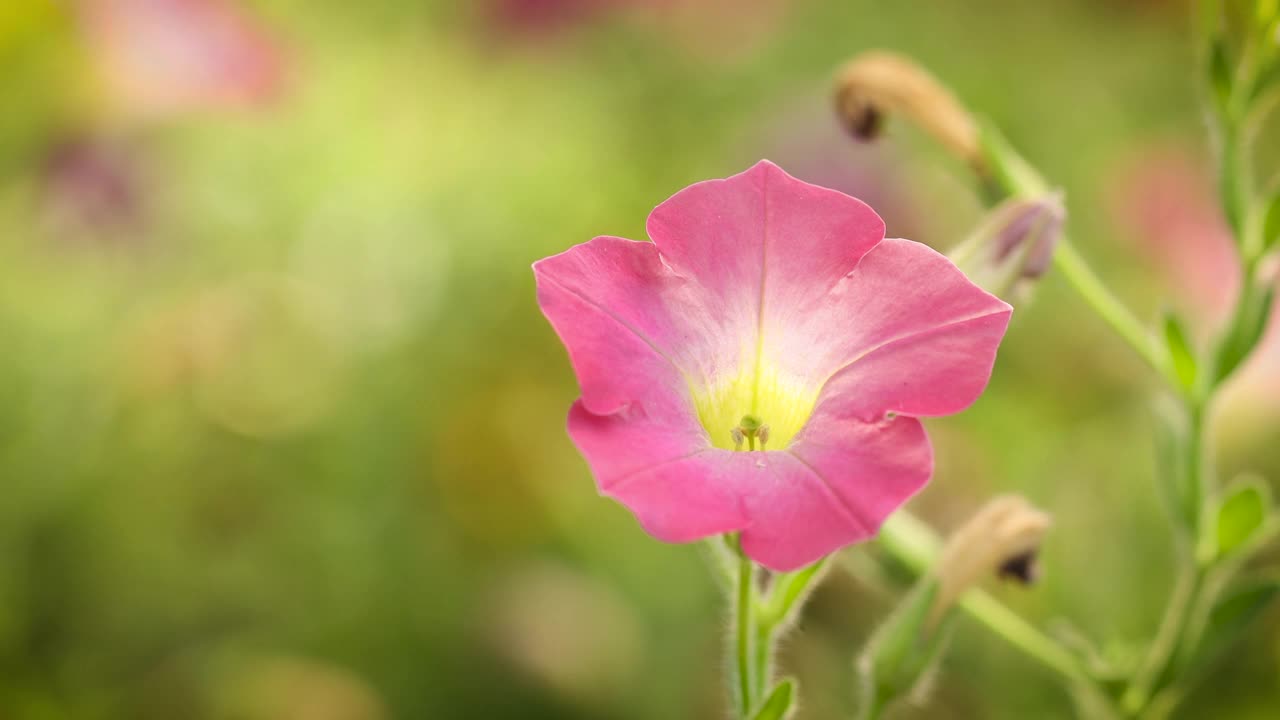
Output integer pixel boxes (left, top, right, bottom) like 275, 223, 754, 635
902, 612, 956, 693
1190, 578, 1280, 674
1251, 57, 1280, 104
1259, 0, 1279, 26
751, 678, 795, 720
760, 558, 828, 627
1152, 399, 1195, 533
863, 580, 938, 682
1215, 284, 1275, 384
1212, 582, 1278, 635
1208, 35, 1234, 115
1217, 479, 1271, 555
1162, 311, 1199, 392
1263, 194, 1280, 251
1219, 134, 1246, 238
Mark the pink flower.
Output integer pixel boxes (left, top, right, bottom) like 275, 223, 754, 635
1108, 144, 1280, 415
534, 161, 1011, 570
80, 0, 285, 117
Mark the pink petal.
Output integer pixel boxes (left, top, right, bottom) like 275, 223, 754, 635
739, 416, 932, 571
794, 238, 1012, 421
536, 237, 749, 537
569, 401, 748, 542
534, 235, 708, 417
646, 160, 886, 385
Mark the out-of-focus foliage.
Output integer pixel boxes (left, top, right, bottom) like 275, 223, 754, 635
0, 1, 1277, 718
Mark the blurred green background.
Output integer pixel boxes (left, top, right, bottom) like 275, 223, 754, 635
2, 0, 1278, 718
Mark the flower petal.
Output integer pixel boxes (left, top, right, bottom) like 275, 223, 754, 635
533, 235, 698, 417
647, 160, 885, 307
537, 236, 749, 536
645, 160, 886, 383
738, 416, 932, 571
791, 237, 1012, 421
568, 401, 749, 542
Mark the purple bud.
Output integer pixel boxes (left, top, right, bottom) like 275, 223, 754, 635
950, 193, 1065, 302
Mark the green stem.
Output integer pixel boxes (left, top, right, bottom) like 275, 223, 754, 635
859, 691, 888, 720
750, 558, 828, 704
957, 591, 1087, 683
1188, 402, 1209, 558
1123, 564, 1203, 714
978, 127, 1177, 389
1053, 239, 1177, 388
753, 621, 771, 709
737, 553, 756, 718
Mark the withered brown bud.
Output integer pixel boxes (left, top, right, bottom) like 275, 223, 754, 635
997, 550, 1039, 584
834, 51, 981, 167
929, 495, 1051, 625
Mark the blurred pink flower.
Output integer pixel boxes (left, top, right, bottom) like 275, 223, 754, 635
1109, 146, 1239, 330
487, 0, 616, 36
486, 0, 790, 58
534, 160, 1010, 570
38, 135, 145, 242
1109, 144, 1280, 409
80, 0, 285, 117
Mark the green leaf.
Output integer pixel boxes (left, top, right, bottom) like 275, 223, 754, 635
751, 678, 795, 720
864, 581, 938, 682
1208, 35, 1234, 115
1162, 311, 1199, 392
1259, 0, 1279, 26
760, 558, 828, 627
1218, 131, 1247, 238
1190, 578, 1280, 673
1250, 57, 1280, 104
856, 580, 939, 719
1215, 283, 1275, 384
1153, 399, 1195, 533
1263, 194, 1280, 252
1216, 479, 1271, 555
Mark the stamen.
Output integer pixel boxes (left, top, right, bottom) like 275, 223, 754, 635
733, 415, 770, 452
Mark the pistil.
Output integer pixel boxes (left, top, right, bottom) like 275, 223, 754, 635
732, 414, 771, 452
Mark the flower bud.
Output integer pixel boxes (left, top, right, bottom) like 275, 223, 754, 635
834, 51, 981, 167
855, 497, 1049, 718
930, 495, 1051, 625
949, 194, 1065, 302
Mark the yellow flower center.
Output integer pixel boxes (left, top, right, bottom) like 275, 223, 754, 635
690, 358, 819, 451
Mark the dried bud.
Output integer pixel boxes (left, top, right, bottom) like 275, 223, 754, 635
930, 495, 1051, 625
856, 498, 1048, 718
949, 193, 1065, 302
834, 51, 981, 167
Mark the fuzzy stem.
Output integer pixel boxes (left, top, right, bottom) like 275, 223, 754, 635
1052, 239, 1176, 387
736, 553, 757, 718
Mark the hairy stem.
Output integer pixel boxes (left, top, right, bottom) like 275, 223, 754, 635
1123, 562, 1202, 713
736, 553, 757, 717
1053, 239, 1176, 387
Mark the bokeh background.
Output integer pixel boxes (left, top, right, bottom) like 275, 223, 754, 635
2, 0, 1279, 718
